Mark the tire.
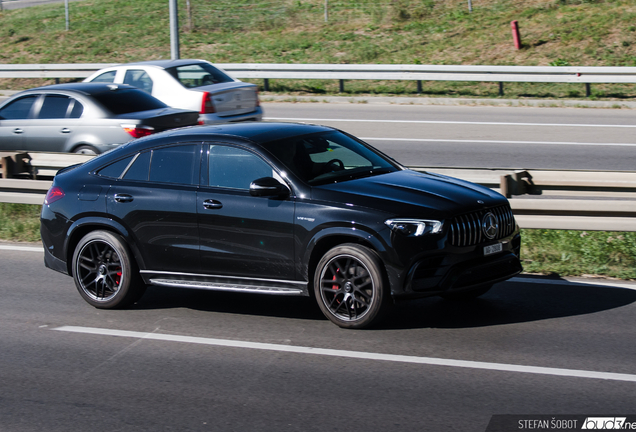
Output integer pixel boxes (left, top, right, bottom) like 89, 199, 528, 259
440, 284, 492, 301
73, 145, 99, 155
72, 231, 145, 309
313, 243, 389, 329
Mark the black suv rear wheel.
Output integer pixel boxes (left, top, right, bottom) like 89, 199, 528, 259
72, 231, 145, 308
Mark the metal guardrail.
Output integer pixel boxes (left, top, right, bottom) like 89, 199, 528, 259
2, 152, 636, 231
411, 167, 636, 231
0, 63, 118, 79
3, 63, 636, 94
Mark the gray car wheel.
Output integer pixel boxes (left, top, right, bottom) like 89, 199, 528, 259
73, 145, 99, 155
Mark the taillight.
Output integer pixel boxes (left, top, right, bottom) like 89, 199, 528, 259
201, 91, 216, 114
122, 124, 155, 138
44, 186, 65, 205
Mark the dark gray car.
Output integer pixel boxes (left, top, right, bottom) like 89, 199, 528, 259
0, 83, 200, 155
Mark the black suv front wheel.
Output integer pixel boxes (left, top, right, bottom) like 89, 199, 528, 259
314, 243, 389, 329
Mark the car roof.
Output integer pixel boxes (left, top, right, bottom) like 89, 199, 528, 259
171, 122, 334, 144
116, 122, 335, 155
18, 82, 140, 97
113, 59, 210, 69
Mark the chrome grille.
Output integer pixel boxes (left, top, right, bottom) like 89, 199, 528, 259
449, 205, 516, 247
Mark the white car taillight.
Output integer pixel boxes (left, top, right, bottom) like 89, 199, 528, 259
201, 92, 216, 114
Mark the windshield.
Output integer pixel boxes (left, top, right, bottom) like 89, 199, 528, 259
262, 131, 400, 186
167, 63, 235, 88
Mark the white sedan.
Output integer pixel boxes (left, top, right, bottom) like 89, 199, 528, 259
84, 59, 263, 125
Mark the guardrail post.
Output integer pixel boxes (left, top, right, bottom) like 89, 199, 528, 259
417, 80, 422, 94
585, 83, 591, 97
500, 175, 509, 198
0, 153, 30, 179
501, 170, 532, 197
1, 157, 8, 179
263, 78, 270, 91
499, 82, 504, 96
339, 79, 345, 93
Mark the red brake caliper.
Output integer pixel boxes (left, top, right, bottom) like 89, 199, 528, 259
115, 270, 122, 286
332, 268, 340, 290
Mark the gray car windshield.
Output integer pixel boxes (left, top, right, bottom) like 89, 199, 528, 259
262, 131, 399, 186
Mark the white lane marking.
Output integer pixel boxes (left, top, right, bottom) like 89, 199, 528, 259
360, 137, 636, 147
265, 117, 636, 128
0, 245, 43, 252
53, 326, 636, 383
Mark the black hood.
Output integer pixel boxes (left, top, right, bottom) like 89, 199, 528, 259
313, 169, 506, 219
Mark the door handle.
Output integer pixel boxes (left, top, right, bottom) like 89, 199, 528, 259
13, 128, 23, 134
60, 128, 71, 134
203, 199, 223, 210
114, 193, 134, 203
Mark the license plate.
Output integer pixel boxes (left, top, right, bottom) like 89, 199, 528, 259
484, 243, 503, 256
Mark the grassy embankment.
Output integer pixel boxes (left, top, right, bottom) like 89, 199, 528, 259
2, 203, 636, 280
1, 0, 635, 279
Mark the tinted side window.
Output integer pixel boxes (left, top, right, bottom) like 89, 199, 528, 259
0, 95, 38, 120
97, 155, 135, 179
91, 71, 117, 83
123, 151, 151, 181
150, 145, 198, 185
123, 70, 153, 93
38, 95, 72, 119
208, 145, 273, 190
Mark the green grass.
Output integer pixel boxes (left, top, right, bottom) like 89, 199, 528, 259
1, 0, 636, 100
522, 229, 636, 280
0, 203, 42, 243
2, 203, 634, 280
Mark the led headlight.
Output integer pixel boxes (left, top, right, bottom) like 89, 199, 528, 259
385, 219, 443, 237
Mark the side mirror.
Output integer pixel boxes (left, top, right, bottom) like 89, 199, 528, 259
249, 177, 290, 198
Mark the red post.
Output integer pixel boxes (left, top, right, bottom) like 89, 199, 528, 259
511, 20, 521, 50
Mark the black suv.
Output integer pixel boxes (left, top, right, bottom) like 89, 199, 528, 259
41, 122, 522, 328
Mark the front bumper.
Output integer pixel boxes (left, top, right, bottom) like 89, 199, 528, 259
392, 232, 522, 299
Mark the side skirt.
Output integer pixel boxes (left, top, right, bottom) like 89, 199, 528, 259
141, 270, 309, 296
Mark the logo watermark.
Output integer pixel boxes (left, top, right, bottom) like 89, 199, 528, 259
486, 415, 636, 431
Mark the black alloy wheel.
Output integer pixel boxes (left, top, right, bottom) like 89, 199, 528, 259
314, 243, 388, 329
72, 231, 145, 308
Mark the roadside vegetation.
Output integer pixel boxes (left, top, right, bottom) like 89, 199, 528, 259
0, 203, 41, 243
1, 203, 634, 280
1, 0, 636, 100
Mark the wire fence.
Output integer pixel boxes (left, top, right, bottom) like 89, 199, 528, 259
179, 0, 461, 32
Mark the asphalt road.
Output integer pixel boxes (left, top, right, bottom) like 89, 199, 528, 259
0, 95, 634, 171
2, 245, 635, 431
263, 102, 636, 171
